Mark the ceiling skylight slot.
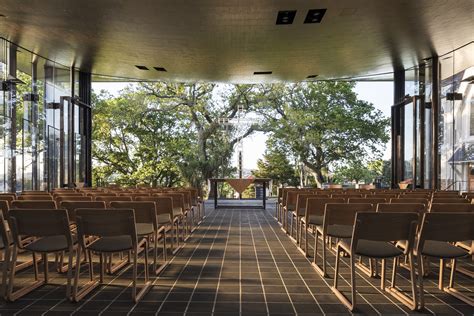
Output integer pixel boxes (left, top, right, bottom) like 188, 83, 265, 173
304, 9, 327, 24
276, 10, 296, 25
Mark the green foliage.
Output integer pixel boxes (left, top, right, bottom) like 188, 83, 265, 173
254, 82, 390, 187
252, 137, 299, 193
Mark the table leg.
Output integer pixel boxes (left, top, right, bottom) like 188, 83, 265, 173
214, 181, 218, 209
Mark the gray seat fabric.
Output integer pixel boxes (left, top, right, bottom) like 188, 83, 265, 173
307, 215, 323, 226
327, 224, 353, 238
136, 223, 154, 236
352, 239, 404, 258
172, 207, 182, 217
422, 240, 469, 259
88, 235, 132, 252
25, 235, 73, 252
157, 213, 171, 224
286, 203, 295, 212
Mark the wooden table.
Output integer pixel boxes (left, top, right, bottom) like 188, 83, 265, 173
209, 178, 271, 209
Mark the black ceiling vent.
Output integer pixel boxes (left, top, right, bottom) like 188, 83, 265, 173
307, 74, 318, 79
254, 71, 272, 75
304, 9, 327, 23
276, 10, 296, 25
135, 65, 149, 70
154, 67, 167, 72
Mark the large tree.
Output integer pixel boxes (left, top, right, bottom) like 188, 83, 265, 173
254, 82, 390, 187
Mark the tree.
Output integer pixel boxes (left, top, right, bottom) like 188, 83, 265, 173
252, 137, 299, 193
255, 82, 390, 187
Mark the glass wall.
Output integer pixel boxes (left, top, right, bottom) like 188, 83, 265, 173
439, 43, 474, 191
0, 38, 90, 192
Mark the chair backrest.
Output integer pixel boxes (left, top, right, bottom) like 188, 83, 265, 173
0, 211, 10, 249
418, 212, 474, 245
118, 193, 150, 199
95, 196, 132, 205
134, 196, 174, 215
10, 200, 57, 209
285, 190, 300, 207
324, 203, 373, 228
431, 198, 469, 204
400, 193, 431, 199
18, 195, 53, 200
110, 201, 156, 226
372, 193, 399, 199
0, 200, 9, 218
8, 209, 72, 247
156, 193, 184, 210
60, 201, 106, 222
75, 208, 137, 247
295, 194, 315, 215
0, 194, 16, 202
377, 203, 426, 214
21, 191, 50, 195
55, 196, 93, 203
390, 198, 429, 205
85, 192, 117, 197
430, 203, 474, 213
330, 194, 349, 199
305, 197, 346, 220
352, 212, 418, 252
349, 197, 387, 205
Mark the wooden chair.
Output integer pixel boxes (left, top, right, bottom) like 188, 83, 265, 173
11, 200, 57, 209
7, 209, 74, 301
416, 212, 474, 308
283, 190, 300, 234
110, 201, 167, 274
313, 203, 373, 277
56, 196, 93, 203
20, 191, 50, 195
430, 203, 474, 213
136, 196, 179, 254
332, 212, 419, 311
73, 208, 151, 303
299, 198, 345, 257
95, 196, 132, 206
155, 193, 189, 240
431, 198, 469, 204
60, 201, 106, 223
18, 195, 53, 201
348, 198, 387, 209
290, 193, 314, 244
0, 194, 16, 202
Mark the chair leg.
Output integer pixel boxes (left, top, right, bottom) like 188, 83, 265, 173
386, 253, 419, 311
132, 241, 151, 303
444, 258, 474, 306
1, 246, 11, 298
7, 247, 45, 302
304, 224, 308, 257
438, 259, 444, 290
66, 247, 74, 300
72, 247, 99, 302
417, 253, 425, 310
331, 245, 355, 311
312, 230, 327, 277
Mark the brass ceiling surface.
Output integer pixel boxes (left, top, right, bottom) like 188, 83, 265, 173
0, 0, 472, 83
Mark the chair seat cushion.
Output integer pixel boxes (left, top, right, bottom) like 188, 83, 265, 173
25, 235, 73, 252
307, 215, 323, 226
422, 240, 469, 259
157, 213, 171, 224
354, 240, 404, 258
88, 235, 133, 252
327, 224, 353, 238
136, 223, 154, 236
292, 208, 305, 217
173, 207, 182, 217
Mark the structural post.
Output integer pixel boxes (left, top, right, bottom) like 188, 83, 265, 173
79, 71, 92, 187
391, 67, 405, 188
8, 44, 17, 192
431, 56, 440, 190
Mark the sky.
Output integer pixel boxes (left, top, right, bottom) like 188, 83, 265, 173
92, 81, 393, 170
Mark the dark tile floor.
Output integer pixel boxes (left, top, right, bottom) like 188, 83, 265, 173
0, 200, 473, 315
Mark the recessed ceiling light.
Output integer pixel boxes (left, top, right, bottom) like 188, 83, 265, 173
307, 75, 318, 79
304, 9, 327, 24
254, 71, 272, 75
153, 67, 167, 72
135, 65, 149, 70
276, 10, 296, 25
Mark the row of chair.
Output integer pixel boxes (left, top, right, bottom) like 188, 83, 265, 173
0, 186, 204, 303
276, 189, 473, 311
